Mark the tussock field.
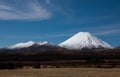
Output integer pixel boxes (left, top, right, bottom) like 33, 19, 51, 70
0, 68, 120, 77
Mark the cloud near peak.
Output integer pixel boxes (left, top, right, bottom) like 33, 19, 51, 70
0, 0, 51, 20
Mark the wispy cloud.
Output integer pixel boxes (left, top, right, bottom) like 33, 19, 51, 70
3, 33, 73, 40
95, 29, 120, 35
91, 23, 120, 35
66, 23, 120, 36
45, 0, 70, 16
0, 0, 51, 20
48, 33, 73, 38
46, 0, 51, 5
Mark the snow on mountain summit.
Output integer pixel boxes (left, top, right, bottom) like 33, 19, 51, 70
38, 41, 52, 46
8, 41, 52, 49
59, 32, 113, 50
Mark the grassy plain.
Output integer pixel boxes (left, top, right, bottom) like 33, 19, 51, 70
0, 68, 120, 77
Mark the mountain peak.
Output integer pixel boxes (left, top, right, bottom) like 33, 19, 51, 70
75, 32, 93, 39
77, 32, 91, 35
59, 32, 113, 50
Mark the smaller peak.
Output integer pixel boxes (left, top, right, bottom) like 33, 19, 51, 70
8, 41, 36, 49
41, 41, 49, 43
26, 41, 35, 44
38, 41, 51, 45
39, 41, 50, 44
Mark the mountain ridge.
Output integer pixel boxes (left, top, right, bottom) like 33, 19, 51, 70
8, 41, 53, 49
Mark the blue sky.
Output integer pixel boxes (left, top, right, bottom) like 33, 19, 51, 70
0, 0, 120, 47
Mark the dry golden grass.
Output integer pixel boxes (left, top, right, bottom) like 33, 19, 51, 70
0, 68, 120, 77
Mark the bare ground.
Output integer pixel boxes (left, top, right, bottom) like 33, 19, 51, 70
0, 68, 120, 77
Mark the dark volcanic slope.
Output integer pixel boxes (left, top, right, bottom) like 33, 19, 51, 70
0, 47, 119, 61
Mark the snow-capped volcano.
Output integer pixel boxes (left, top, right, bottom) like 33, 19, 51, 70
59, 32, 113, 50
8, 41, 52, 49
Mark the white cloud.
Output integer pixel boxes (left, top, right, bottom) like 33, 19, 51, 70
0, 0, 51, 20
